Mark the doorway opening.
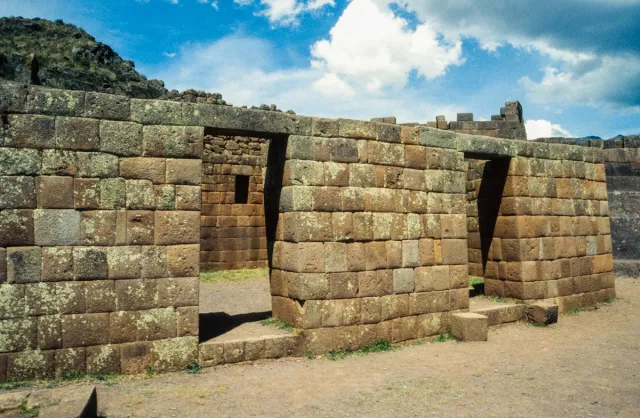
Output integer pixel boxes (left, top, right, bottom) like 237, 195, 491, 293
198, 127, 287, 344
465, 156, 510, 306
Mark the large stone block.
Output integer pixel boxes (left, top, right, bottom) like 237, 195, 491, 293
0, 176, 36, 209
86, 344, 121, 374
125, 179, 156, 210
55, 117, 100, 151
74, 247, 108, 280
0, 81, 27, 113
54, 347, 86, 377
140, 246, 168, 278
40, 246, 73, 283
166, 159, 202, 185
61, 313, 110, 347
85, 280, 116, 313
26, 85, 84, 116
125, 210, 154, 245
175, 185, 201, 210
155, 211, 200, 245
107, 246, 142, 279
5, 114, 55, 149
177, 306, 199, 337
120, 341, 151, 374
84, 91, 130, 120
80, 210, 117, 245
149, 336, 198, 372
0, 284, 26, 319
100, 120, 143, 156
0, 209, 34, 246
131, 99, 184, 125
166, 245, 200, 277
7, 349, 55, 381
526, 301, 559, 325
450, 312, 488, 342
38, 314, 63, 349
136, 307, 177, 340
143, 125, 203, 158
98, 178, 126, 209
115, 279, 157, 311
0, 148, 42, 176
7, 246, 41, 284
76, 152, 119, 178
42, 150, 77, 177
36, 176, 74, 209
120, 157, 166, 184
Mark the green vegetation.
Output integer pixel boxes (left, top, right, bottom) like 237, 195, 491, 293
434, 332, 457, 342
565, 306, 598, 316
186, 361, 201, 375
604, 298, 616, 305
146, 366, 157, 377
0, 17, 166, 98
19, 400, 40, 417
260, 317, 294, 333
200, 268, 269, 283
326, 340, 395, 360
468, 276, 484, 286
0, 380, 34, 390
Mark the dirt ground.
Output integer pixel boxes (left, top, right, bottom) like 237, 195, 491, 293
89, 277, 640, 417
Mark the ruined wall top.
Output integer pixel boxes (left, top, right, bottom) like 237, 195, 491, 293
0, 81, 602, 163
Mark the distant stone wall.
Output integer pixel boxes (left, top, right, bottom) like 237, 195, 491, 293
425, 101, 527, 140
201, 134, 269, 271
535, 136, 640, 276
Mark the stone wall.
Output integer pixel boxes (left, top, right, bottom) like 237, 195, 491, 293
535, 136, 640, 276
0, 80, 616, 378
200, 134, 269, 271
426, 101, 527, 140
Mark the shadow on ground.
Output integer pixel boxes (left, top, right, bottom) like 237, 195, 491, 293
199, 311, 272, 343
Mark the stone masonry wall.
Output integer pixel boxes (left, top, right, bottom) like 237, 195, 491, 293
201, 134, 269, 271
535, 136, 640, 277
0, 80, 616, 377
0, 82, 203, 381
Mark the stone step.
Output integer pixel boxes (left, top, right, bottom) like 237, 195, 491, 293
471, 303, 526, 326
0, 385, 97, 418
450, 312, 488, 342
199, 334, 304, 367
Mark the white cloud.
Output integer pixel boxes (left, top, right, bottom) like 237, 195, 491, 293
310, 0, 464, 94
525, 120, 572, 140
311, 73, 355, 98
233, 0, 335, 25
150, 35, 462, 122
163, 52, 177, 58
394, 0, 640, 110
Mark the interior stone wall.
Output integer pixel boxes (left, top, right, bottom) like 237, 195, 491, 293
200, 134, 269, 271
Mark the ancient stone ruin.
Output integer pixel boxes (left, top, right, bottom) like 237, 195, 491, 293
0, 81, 615, 380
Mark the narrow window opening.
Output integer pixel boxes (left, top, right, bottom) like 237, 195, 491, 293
235, 175, 249, 204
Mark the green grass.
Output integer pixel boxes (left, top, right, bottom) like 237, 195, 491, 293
200, 268, 269, 283
260, 317, 294, 332
482, 295, 511, 304
434, 332, 457, 342
326, 340, 395, 361
0, 380, 34, 390
604, 298, 616, 305
565, 306, 598, 316
468, 276, 484, 286
186, 361, 201, 375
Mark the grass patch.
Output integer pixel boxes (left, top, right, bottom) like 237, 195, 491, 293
260, 317, 294, 332
481, 295, 511, 304
326, 339, 395, 361
0, 380, 34, 390
434, 332, 457, 342
565, 306, 598, 316
200, 268, 269, 283
604, 298, 616, 305
468, 276, 484, 286
186, 361, 201, 375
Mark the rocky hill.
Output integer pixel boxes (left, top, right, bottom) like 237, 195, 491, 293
0, 17, 172, 99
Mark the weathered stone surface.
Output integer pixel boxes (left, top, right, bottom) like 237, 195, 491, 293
5, 114, 55, 149
120, 157, 166, 184
166, 159, 202, 185
0, 148, 42, 176
86, 344, 120, 374
0, 176, 36, 209
74, 247, 108, 280
157, 277, 199, 307
7, 246, 41, 284
61, 314, 110, 347
76, 152, 119, 178
450, 312, 488, 342
36, 176, 74, 209
55, 117, 100, 150
100, 120, 143, 156
7, 349, 55, 380
155, 211, 200, 245
25, 85, 85, 116
85, 91, 130, 120
526, 301, 559, 325
149, 336, 198, 371
143, 125, 203, 158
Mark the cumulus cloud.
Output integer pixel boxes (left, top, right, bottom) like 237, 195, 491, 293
150, 35, 462, 121
233, 0, 335, 25
395, 0, 640, 110
310, 0, 464, 94
525, 120, 572, 140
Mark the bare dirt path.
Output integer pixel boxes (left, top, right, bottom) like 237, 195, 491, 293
95, 278, 639, 417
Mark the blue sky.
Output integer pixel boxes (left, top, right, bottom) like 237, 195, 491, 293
2, 0, 639, 139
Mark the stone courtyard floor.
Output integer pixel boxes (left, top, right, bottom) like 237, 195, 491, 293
4, 277, 639, 417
